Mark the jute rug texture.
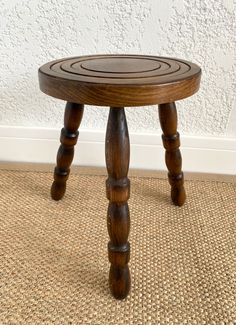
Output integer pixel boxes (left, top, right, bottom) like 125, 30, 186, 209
0, 170, 235, 324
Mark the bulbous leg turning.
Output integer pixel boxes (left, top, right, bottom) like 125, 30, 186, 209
105, 107, 131, 299
158, 102, 186, 206
51, 102, 84, 200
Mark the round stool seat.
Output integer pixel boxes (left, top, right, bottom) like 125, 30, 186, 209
39, 54, 201, 107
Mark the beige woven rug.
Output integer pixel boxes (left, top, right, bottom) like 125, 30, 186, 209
0, 170, 235, 324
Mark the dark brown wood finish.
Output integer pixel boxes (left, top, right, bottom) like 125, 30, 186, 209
158, 102, 186, 206
51, 102, 84, 200
105, 107, 131, 299
38, 54, 201, 300
39, 55, 201, 107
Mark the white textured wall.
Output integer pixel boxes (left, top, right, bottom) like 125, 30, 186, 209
0, 0, 235, 136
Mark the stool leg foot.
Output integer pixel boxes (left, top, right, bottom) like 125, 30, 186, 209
51, 102, 84, 201
158, 102, 186, 207
105, 107, 131, 299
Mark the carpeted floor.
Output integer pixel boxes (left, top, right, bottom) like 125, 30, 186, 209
0, 170, 235, 324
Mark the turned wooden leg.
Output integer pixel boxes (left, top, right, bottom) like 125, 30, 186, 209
158, 102, 186, 206
105, 107, 131, 299
51, 102, 84, 201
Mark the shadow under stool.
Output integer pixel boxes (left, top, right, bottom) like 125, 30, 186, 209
38, 54, 201, 300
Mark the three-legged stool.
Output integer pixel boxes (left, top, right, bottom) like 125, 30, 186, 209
38, 54, 201, 299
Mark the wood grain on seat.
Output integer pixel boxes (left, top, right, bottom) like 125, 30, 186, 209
39, 54, 201, 107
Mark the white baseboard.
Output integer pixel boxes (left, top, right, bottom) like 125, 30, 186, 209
0, 126, 235, 175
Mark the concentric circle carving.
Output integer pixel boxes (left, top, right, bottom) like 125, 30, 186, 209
39, 54, 201, 106
42, 55, 198, 85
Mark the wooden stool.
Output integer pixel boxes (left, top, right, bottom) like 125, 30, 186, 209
38, 55, 201, 299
